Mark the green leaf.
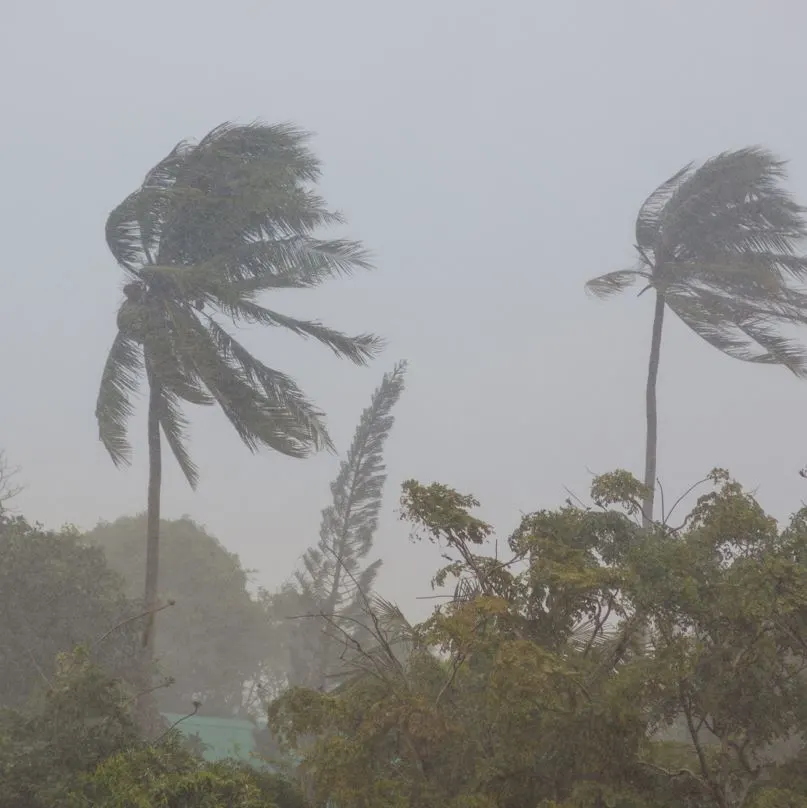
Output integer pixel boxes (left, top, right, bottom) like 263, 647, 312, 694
95, 332, 143, 467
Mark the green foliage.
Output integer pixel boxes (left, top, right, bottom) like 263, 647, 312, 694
0, 647, 142, 807
0, 646, 305, 807
96, 120, 382, 487
269, 472, 807, 808
84, 515, 270, 716
265, 362, 407, 692
0, 512, 142, 709
69, 735, 307, 808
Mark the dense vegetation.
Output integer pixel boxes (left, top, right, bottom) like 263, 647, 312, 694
5, 124, 807, 806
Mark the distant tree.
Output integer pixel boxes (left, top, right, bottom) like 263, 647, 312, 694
95, 121, 382, 656
0, 512, 141, 710
85, 515, 270, 717
267, 362, 407, 692
586, 148, 807, 527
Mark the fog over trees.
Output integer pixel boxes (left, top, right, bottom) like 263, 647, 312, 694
6, 2, 807, 806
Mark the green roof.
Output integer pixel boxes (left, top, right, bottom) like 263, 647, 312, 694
162, 713, 269, 769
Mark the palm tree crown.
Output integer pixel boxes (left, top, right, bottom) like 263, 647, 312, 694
96, 122, 382, 487
587, 147, 807, 374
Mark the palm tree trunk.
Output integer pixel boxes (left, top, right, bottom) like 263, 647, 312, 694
142, 377, 162, 656
642, 291, 666, 528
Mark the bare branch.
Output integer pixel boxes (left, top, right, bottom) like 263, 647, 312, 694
0, 451, 24, 510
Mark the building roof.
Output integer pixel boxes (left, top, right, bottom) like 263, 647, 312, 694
161, 712, 269, 769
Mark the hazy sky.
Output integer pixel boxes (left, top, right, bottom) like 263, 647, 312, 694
4, 0, 807, 620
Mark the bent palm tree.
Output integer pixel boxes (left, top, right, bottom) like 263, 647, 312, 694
96, 122, 382, 655
587, 147, 807, 527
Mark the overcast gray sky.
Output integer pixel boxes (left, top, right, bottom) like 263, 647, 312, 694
3, 0, 807, 619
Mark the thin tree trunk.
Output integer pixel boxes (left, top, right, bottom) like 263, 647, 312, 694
642, 291, 666, 529
143, 377, 162, 656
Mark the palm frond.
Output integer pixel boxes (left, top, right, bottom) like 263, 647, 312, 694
153, 384, 199, 488
585, 268, 644, 299
666, 291, 807, 376
635, 162, 694, 254
203, 316, 332, 451
217, 300, 383, 365
659, 147, 807, 260
170, 308, 318, 458
738, 321, 807, 377
96, 331, 144, 467
204, 236, 373, 286
155, 122, 341, 265
137, 302, 214, 408
192, 121, 321, 183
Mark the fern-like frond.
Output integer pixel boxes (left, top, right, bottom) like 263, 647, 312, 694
291, 363, 408, 687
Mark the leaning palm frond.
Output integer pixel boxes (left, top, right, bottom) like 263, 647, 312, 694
96, 333, 144, 467
585, 268, 646, 299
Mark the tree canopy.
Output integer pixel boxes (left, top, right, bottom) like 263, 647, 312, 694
84, 515, 270, 716
269, 472, 807, 808
0, 646, 305, 808
0, 513, 141, 710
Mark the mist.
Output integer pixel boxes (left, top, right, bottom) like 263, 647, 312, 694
4, 1, 807, 803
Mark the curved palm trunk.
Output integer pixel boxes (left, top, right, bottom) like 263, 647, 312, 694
142, 377, 162, 656
642, 291, 666, 528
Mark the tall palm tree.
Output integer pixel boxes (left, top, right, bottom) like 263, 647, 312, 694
96, 122, 383, 655
587, 147, 807, 528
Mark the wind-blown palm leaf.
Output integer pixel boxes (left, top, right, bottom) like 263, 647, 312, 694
635, 162, 694, 254
96, 332, 144, 467
585, 268, 645, 299
219, 300, 383, 364
153, 385, 199, 488
204, 237, 374, 286
97, 120, 382, 485
287, 362, 408, 689
203, 316, 332, 452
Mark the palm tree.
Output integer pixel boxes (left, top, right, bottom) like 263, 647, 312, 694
96, 122, 383, 655
587, 147, 807, 528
